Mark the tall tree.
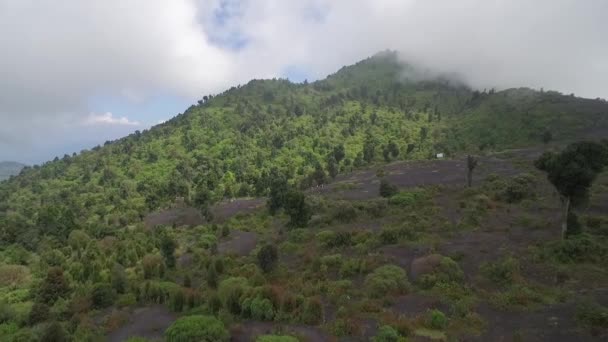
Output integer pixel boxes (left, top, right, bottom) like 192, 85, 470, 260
466, 155, 478, 187
535, 141, 608, 238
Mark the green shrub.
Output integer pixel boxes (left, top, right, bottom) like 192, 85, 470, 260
480, 257, 520, 286
257, 244, 278, 273
165, 315, 229, 342
301, 297, 323, 324
116, 293, 136, 307
256, 335, 299, 342
317, 231, 352, 248
418, 257, 464, 289
427, 309, 448, 329
320, 254, 343, 268
91, 283, 116, 309
575, 301, 608, 330
365, 265, 409, 297
125, 338, 149, 342
330, 201, 358, 223
373, 325, 404, 342
496, 174, 536, 203
388, 190, 424, 206
218, 277, 249, 315
249, 297, 275, 321
545, 234, 607, 264
41, 321, 67, 342
380, 179, 398, 198
28, 302, 50, 325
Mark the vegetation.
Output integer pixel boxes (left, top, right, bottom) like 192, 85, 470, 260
0, 52, 607, 341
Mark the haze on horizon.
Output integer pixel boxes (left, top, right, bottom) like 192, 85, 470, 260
1, 0, 607, 164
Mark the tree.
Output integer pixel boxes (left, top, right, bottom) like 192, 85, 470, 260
160, 235, 177, 269
41, 321, 67, 342
38, 267, 70, 304
379, 178, 398, 198
206, 263, 218, 288
165, 315, 229, 342
257, 244, 278, 273
327, 156, 339, 179
91, 283, 115, 309
111, 263, 127, 294
28, 302, 50, 325
363, 139, 376, 163
284, 190, 311, 228
535, 141, 608, 238
267, 172, 288, 215
466, 155, 478, 187
333, 144, 345, 163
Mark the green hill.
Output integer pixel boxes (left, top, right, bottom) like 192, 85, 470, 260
0, 51, 607, 246
0, 161, 25, 181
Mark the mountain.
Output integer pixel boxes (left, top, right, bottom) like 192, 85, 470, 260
0, 161, 25, 181
0, 51, 607, 246
1, 51, 608, 341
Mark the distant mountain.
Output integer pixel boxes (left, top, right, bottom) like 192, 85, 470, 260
0, 161, 25, 181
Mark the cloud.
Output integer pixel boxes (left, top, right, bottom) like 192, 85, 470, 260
84, 112, 141, 126
1, 0, 608, 163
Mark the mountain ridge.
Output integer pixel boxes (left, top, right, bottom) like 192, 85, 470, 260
0, 52, 607, 246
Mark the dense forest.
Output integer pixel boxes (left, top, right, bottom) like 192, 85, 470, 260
1, 51, 607, 341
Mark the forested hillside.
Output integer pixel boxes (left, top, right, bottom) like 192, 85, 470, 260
1, 51, 607, 248
1, 51, 608, 342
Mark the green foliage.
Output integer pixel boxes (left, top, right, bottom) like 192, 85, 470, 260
543, 233, 607, 264
40, 321, 67, 342
373, 325, 404, 342
247, 297, 275, 321
256, 335, 299, 342
160, 235, 177, 269
301, 297, 324, 324
388, 189, 425, 206
257, 244, 278, 273
379, 178, 398, 198
426, 309, 448, 329
27, 302, 50, 325
480, 257, 520, 286
91, 283, 116, 309
365, 265, 409, 297
575, 301, 608, 330
284, 190, 311, 228
37, 267, 70, 304
535, 141, 608, 206
218, 277, 249, 315
418, 257, 464, 289
165, 315, 228, 342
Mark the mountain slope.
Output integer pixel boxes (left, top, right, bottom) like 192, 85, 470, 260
0, 161, 25, 181
1, 51, 607, 247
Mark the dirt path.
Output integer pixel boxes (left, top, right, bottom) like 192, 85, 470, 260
218, 230, 258, 256
105, 305, 177, 342
231, 321, 333, 342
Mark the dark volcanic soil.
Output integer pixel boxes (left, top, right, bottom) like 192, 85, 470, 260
317, 156, 520, 201
218, 230, 258, 256
106, 305, 177, 342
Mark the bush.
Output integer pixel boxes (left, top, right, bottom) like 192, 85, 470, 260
165, 315, 229, 342
301, 297, 323, 324
575, 301, 608, 330
257, 244, 278, 273
317, 231, 352, 248
427, 309, 448, 329
546, 234, 607, 264
28, 302, 50, 325
417, 257, 464, 289
218, 277, 249, 315
373, 325, 404, 342
256, 335, 299, 342
249, 297, 275, 321
388, 190, 424, 206
116, 293, 136, 307
330, 201, 358, 223
91, 283, 116, 309
41, 321, 67, 342
365, 265, 409, 297
480, 257, 520, 286
496, 174, 536, 203
379, 179, 398, 198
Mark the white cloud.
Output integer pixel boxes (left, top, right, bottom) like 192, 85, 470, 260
84, 112, 141, 126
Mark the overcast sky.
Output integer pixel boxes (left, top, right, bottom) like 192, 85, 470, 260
1, 0, 607, 164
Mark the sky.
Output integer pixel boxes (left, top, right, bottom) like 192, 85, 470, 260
1, 0, 607, 164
